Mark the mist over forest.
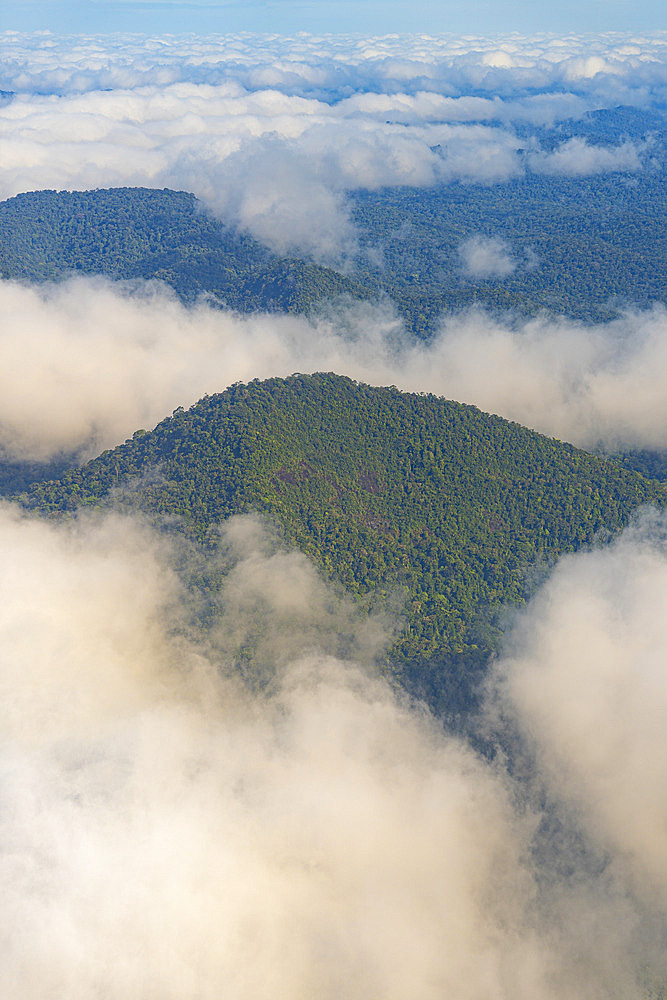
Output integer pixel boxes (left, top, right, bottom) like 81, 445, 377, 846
0, 27, 666, 999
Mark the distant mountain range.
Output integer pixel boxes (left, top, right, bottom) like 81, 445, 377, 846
20, 373, 666, 719
2, 136, 665, 335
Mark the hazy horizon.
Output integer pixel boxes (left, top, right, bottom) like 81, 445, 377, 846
2, 0, 665, 36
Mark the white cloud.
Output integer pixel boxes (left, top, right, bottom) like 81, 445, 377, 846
0, 506, 535, 996
493, 509, 667, 914
458, 235, 516, 279
530, 136, 644, 176
412, 305, 667, 451
3, 279, 667, 465
1, 30, 665, 101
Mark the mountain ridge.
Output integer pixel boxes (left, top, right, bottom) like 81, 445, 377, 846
2, 163, 664, 338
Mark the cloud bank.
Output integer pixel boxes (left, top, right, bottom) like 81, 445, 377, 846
0, 503, 663, 998
1, 31, 662, 259
2, 31, 666, 102
406, 304, 667, 451
2, 277, 666, 465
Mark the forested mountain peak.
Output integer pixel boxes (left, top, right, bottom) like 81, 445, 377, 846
21, 372, 665, 716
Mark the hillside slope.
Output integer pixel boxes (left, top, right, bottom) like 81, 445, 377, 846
351, 171, 666, 333
21, 373, 666, 715
0, 187, 369, 313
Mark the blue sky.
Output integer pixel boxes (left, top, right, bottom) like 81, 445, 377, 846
1, 0, 664, 35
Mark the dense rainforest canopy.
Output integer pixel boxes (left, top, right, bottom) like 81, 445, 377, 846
353, 168, 666, 333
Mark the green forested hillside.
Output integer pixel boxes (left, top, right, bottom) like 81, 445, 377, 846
21, 374, 665, 717
0, 187, 368, 313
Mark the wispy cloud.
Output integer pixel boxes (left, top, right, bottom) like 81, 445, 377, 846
529, 136, 644, 175
458, 235, 516, 279
492, 507, 667, 913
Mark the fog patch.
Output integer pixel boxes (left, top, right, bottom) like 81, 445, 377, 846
458, 235, 516, 279
197, 514, 396, 688
415, 305, 667, 451
172, 137, 359, 265
530, 137, 644, 176
0, 277, 391, 463
3, 278, 667, 466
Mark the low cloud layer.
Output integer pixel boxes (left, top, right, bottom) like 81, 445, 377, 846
0, 503, 663, 998
2, 31, 666, 102
416, 305, 667, 450
2, 277, 666, 465
0, 31, 662, 259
